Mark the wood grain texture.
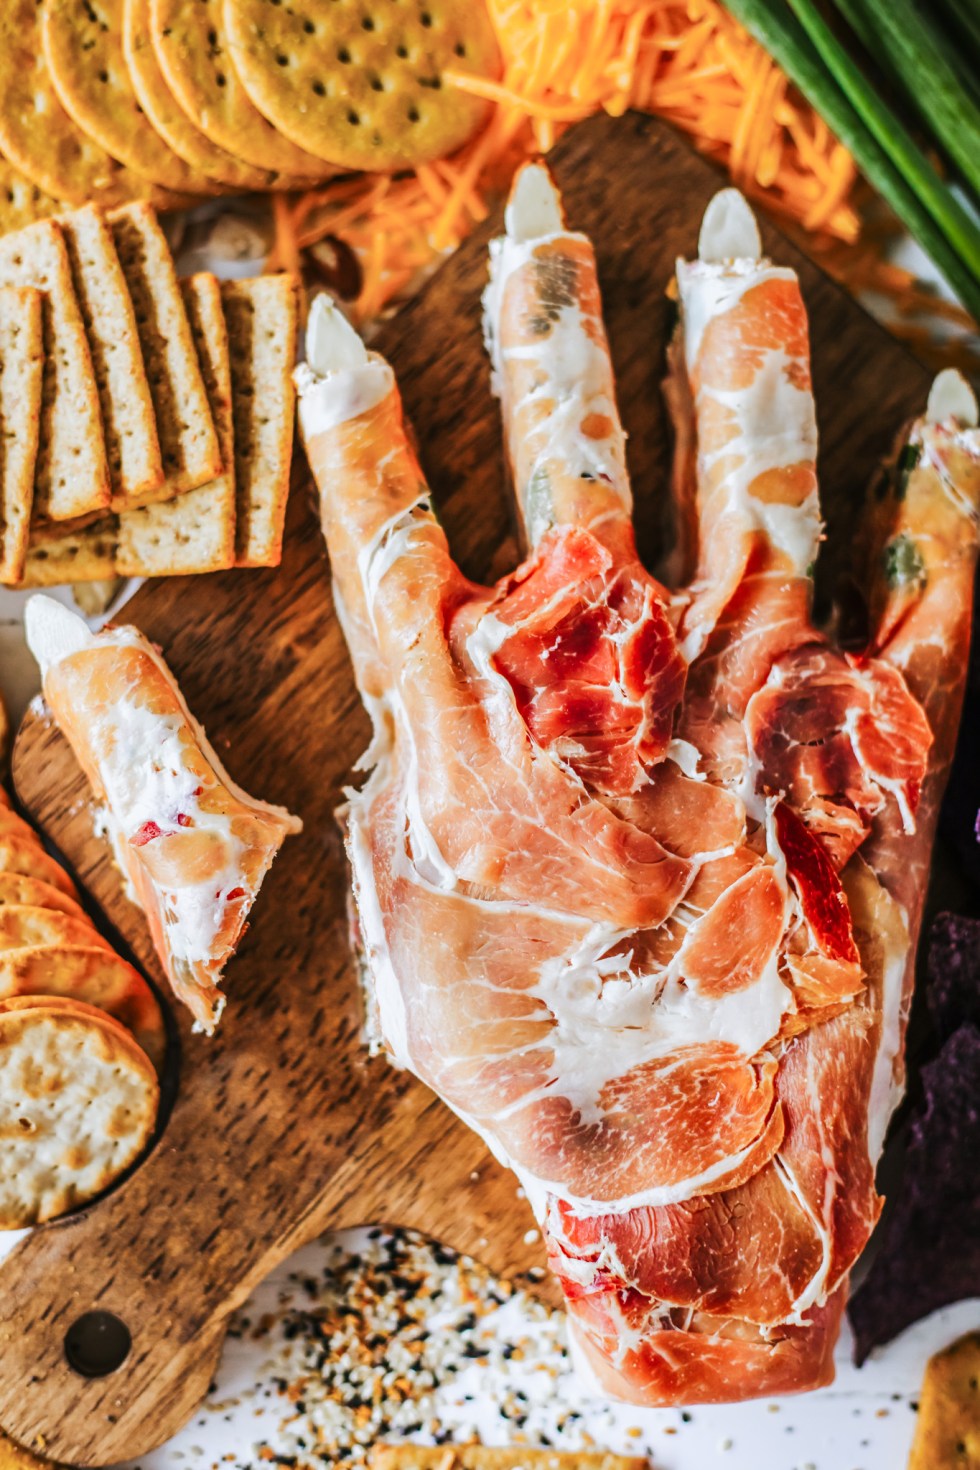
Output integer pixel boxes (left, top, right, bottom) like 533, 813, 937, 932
2, 112, 930, 1466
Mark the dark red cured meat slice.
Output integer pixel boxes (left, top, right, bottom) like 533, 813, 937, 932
774, 801, 859, 964
490, 526, 686, 796
746, 645, 932, 870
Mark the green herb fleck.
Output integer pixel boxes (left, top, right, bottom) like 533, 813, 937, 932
895, 442, 921, 499
883, 532, 926, 588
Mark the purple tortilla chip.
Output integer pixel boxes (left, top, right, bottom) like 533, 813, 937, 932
939, 594, 980, 890
927, 912, 980, 1041
848, 1023, 980, 1364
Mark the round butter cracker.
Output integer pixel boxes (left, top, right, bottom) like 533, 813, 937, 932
0, 1001, 158, 1227
0, 0, 192, 210
222, 0, 500, 172
124, 0, 280, 192
0, 993, 134, 1037
150, 0, 335, 183
0, 945, 168, 1076
0, 904, 112, 957
0, 872, 86, 921
0, 835, 80, 901
41, 0, 213, 201
0, 804, 46, 850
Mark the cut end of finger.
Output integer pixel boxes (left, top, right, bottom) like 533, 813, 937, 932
306, 293, 369, 377
505, 161, 564, 243
698, 189, 762, 263
926, 368, 978, 428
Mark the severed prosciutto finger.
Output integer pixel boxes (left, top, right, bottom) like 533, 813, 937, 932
483, 162, 632, 551
295, 165, 980, 1405
26, 597, 301, 1031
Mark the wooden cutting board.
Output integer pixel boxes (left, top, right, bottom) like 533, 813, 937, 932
1, 112, 931, 1466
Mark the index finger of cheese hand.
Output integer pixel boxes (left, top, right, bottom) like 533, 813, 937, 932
672, 189, 821, 664
296, 294, 466, 705
25, 596, 301, 1033
484, 162, 632, 554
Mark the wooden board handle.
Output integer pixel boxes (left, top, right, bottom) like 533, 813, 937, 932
0, 710, 546, 1465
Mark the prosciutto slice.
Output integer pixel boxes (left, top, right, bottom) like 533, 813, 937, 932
296, 167, 980, 1404
26, 599, 301, 1030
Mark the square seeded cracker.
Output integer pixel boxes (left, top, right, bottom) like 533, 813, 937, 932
60, 205, 164, 509
0, 286, 43, 583
221, 274, 298, 567
108, 202, 221, 498
116, 272, 235, 576
0, 219, 110, 521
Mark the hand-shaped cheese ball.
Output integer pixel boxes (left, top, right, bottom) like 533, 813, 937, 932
297, 165, 980, 1405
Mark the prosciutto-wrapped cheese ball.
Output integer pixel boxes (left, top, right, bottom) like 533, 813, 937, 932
26, 598, 301, 1031
296, 165, 980, 1404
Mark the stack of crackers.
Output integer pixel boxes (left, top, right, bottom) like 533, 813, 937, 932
0, 0, 498, 232
0, 0, 336, 231
0, 788, 162, 1227
0, 203, 298, 587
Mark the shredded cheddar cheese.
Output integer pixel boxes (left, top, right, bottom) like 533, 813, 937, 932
272, 0, 974, 356
271, 0, 863, 320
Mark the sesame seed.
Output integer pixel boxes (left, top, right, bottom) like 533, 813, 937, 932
194, 1227, 632, 1467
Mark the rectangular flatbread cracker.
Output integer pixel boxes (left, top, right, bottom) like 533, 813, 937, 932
369, 1450, 650, 1470
21, 273, 236, 582
60, 205, 164, 509
116, 272, 235, 576
19, 515, 118, 586
0, 286, 43, 582
0, 219, 109, 521
107, 202, 220, 498
221, 274, 298, 568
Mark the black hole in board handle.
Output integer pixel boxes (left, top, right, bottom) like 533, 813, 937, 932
64, 1311, 131, 1378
